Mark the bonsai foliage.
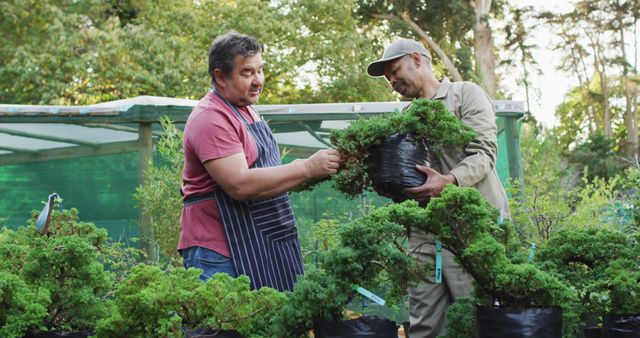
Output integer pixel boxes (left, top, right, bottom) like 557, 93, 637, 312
274, 207, 428, 337
537, 228, 640, 315
441, 298, 477, 338
619, 165, 640, 230
315, 98, 476, 197
359, 185, 579, 333
0, 271, 49, 338
603, 258, 640, 314
0, 207, 119, 336
343, 184, 576, 308
96, 265, 286, 338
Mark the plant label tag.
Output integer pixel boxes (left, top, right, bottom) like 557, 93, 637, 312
353, 285, 385, 306
528, 243, 536, 262
435, 241, 443, 284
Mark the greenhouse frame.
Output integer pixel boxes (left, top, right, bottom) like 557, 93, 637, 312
0, 97, 524, 252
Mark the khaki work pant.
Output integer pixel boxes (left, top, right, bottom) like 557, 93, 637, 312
408, 231, 473, 338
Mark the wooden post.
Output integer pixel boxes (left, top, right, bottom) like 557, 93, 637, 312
138, 122, 157, 260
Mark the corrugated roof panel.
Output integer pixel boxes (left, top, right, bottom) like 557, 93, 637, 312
0, 133, 76, 150
0, 123, 137, 144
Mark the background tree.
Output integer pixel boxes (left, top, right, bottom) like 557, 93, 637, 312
542, 0, 640, 155
500, 5, 541, 115
0, 0, 390, 105
357, 0, 505, 96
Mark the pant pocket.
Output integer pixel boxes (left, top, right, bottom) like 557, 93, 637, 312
194, 247, 237, 279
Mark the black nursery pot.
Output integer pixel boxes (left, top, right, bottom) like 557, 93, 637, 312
582, 326, 602, 338
475, 305, 563, 338
186, 328, 243, 338
371, 132, 433, 199
602, 314, 640, 338
314, 315, 398, 338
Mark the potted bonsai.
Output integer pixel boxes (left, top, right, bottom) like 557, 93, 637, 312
272, 206, 428, 337
298, 98, 476, 198
95, 264, 286, 338
537, 228, 640, 337
598, 258, 640, 337
357, 185, 580, 338
0, 206, 120, 338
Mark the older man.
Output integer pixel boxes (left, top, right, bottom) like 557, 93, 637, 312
179, 31, 340, 292
367, 38, 510, 337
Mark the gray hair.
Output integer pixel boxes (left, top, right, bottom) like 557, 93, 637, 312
208, 31, 263, 85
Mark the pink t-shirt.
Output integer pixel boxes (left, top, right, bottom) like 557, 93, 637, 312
178, 91, 259, 257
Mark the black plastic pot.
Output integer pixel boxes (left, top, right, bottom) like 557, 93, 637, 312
602, 314, 640, 338
186, 329, 242, 338
371, 132, 433, 199
475, 305, 563, 338
314, 315, 398, 338
582, 326, 602, 338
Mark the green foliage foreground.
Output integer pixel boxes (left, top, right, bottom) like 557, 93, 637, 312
96, 266, 286, 337
6, 185, 614, 337
362, 186, 581, 336
369, 186, 577, 307
274, 209, 427, 336
538, 228, 640, 317
276, 185, 580, 337
0, 207, 142, 337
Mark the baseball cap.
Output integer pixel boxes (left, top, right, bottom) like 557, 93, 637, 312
367, 38, 432, 77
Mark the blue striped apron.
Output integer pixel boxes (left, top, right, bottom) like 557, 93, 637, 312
212, 91, 304, 291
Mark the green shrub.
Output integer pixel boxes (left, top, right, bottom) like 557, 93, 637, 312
362, 185, 580, 336
538, 228, 640, 317
0, 206, 124, 336
134, 116, 184, 262
602, 258, 640, 314
96, 265, 286, 337
0, 271, 50, 338
441, 298, 476, 338
274, 204, 428, 337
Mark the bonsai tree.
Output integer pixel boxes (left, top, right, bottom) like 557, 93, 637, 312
537, 228, 640, 319
96, 264, 286, 337
355, 185, 580, 336
273, 206, 428, 337
299, 98, 476, 197
0, 271, 50, 338
0, 207, 124, 337
277, 185, 579, 337
601, 258, 640, 315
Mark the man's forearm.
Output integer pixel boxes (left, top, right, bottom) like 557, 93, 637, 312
222, 161, 310, 201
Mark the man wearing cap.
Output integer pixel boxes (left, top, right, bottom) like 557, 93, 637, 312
367, 38, 510, 337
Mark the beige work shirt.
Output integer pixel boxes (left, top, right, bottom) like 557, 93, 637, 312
431, 78, 510, 218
